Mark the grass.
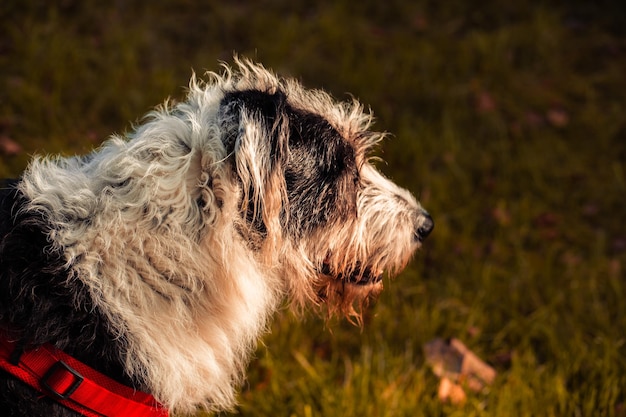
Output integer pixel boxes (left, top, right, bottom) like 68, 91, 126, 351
1, 1, 625, 416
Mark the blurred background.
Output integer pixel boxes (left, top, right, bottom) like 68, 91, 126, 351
1, 1, 625, 416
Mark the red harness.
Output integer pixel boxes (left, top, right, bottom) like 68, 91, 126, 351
0, 334, 168, 417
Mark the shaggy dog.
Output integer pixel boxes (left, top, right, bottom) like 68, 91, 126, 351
0, 59, 433, 416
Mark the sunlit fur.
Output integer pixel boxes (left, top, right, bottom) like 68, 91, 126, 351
4, 58, 431, 414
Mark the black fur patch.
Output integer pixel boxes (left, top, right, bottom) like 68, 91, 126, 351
219, 89, 288, 160
283, 106, 358, 237
0, 180, 136, 416
220, 90, 358, 239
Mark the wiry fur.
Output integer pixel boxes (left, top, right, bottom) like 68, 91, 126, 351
0, 59, 433, 415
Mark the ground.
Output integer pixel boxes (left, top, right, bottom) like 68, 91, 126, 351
1, 1, 625, 416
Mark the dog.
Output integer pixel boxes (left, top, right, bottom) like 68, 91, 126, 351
0, 59, 433, 416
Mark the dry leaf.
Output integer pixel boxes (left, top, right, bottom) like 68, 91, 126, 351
0, 136, 21, 156
424, 338, 496, 404
438, 377, 466, 404
546, 108, 569, 127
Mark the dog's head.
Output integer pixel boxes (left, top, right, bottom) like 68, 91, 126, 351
211, 59, 433, 320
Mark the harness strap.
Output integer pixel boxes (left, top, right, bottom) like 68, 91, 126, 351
0, 334, 168, 417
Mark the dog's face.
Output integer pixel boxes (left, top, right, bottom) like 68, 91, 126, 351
218, 84, 433, 318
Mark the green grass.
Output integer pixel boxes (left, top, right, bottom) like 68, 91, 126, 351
1, 1, 625, 416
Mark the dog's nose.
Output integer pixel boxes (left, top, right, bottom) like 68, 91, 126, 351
416, 212, 434, 241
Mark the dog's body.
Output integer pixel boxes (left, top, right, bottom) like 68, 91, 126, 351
0, 60, 433, 416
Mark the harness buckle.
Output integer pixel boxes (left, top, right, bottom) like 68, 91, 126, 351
41, 360, 84, 400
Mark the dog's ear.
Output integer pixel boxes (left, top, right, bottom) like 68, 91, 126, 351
219, 90, 290, 248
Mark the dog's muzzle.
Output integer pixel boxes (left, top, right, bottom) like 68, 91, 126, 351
320, 262, 383, 286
